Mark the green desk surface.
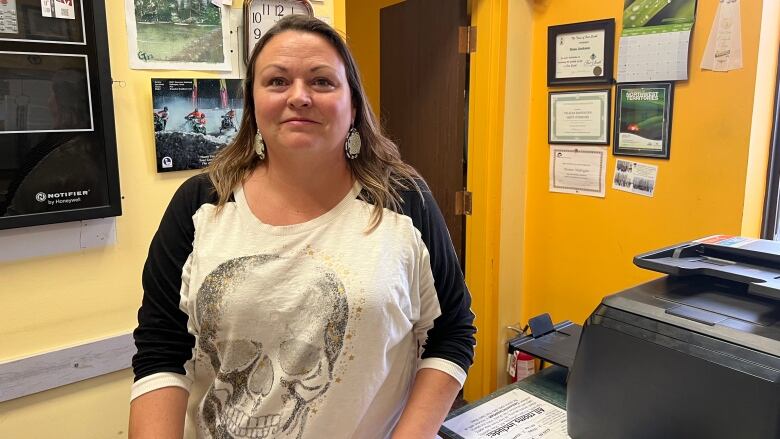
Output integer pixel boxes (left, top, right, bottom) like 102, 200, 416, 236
439, 366, 568, 439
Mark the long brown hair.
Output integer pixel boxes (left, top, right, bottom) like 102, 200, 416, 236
207, 14, 420, 230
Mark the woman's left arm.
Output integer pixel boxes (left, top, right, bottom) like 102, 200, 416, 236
391, 368, 461, 439
396, 184, 476, 437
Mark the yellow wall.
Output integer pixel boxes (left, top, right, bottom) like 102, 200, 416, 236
519, 0, 768, 326
0, 2, 341, 436
462, 0, 507, 400
496, 0, 532, 388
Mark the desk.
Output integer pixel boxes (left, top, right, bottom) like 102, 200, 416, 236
439, 366, 568, 439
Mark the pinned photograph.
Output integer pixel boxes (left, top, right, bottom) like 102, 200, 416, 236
151, 78, 243, 172
612, 159, 658, 197
126, 0, 231, 71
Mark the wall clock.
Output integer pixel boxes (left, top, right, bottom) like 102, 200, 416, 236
244, 0, 314, 63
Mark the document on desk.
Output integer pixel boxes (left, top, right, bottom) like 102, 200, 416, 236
442, 388, 570, 439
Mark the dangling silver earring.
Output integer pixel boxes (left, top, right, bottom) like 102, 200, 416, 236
254, 129, 265, 160
345, 127, 361, 160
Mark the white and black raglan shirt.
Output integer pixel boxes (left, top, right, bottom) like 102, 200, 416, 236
131, 174, 476, 439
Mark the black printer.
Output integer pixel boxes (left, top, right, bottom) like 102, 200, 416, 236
567, 236, 780, 439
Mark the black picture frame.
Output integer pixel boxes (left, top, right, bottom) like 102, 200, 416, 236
548, 89, 611, 145
547, 19, 615, 87
613, 82, 674, 159
0, 1, 121, 230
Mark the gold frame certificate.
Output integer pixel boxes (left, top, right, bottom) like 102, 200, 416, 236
549, 89, 611, 144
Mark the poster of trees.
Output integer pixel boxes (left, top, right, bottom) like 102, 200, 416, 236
133, 0, 221, 25
125, 0, 232, 71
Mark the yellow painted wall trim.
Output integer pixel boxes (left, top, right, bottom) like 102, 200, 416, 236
333, 0, 346, 33
741, 0, 780, 236
496, 0, 533, 389
463, 0, 507, 401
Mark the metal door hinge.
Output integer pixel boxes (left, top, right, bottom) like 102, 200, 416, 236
455, 190, 472, 215
459, 26, 476, 54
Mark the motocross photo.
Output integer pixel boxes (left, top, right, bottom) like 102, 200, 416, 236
151, 78, 243, 172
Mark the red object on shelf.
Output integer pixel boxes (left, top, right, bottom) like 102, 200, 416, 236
511, 351, 536, 382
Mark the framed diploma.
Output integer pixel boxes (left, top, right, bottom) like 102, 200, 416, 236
613, 82, 674, 159
548, 19, 615, 86
549, 89, 611, 145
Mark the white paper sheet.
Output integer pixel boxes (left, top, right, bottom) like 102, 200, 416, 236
701, 0, 743, 71
554, 29, 606, 79
0, 0, 18, 34
443, 388, 569, 439
40, 0, 52, 17
549, 146, 607, 198
612, 159, 658, 197
53, 0, 75, 20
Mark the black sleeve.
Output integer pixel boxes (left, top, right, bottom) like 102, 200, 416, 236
132, 174, 216, 382
401, 182, 476, 373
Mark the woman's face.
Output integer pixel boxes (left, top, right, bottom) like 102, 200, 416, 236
253, 31, 355, 160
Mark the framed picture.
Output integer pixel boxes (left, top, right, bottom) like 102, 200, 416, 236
549, 89, 611, 145
547, 19, 615, 86
0, 1, 121, 230
613, 82, 674, 159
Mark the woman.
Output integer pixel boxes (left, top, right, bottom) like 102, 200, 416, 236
130, 15, 475, 439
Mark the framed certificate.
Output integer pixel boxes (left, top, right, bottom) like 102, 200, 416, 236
613, 82, 674, 159
547, 19, 615, 86
549, 89, 611, 145
549, 146, 608, 198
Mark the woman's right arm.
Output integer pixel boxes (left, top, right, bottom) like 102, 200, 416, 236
129, 387, 188, 438
130, 175, 214, 435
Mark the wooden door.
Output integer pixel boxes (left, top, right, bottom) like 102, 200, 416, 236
380, 0, 469, 267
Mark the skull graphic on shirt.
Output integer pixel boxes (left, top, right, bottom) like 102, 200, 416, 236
195, 254, 349, 438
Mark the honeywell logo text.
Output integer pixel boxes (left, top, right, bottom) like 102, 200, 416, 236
35, 190, 91, 206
